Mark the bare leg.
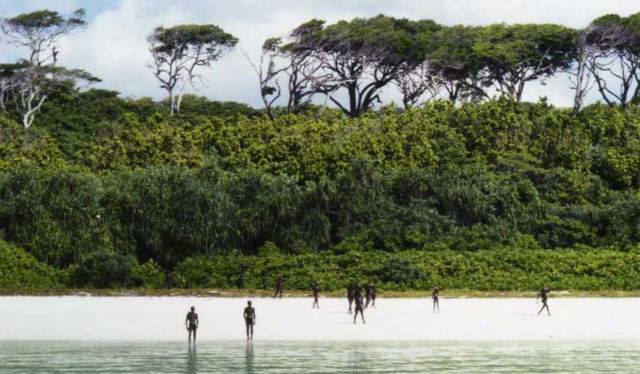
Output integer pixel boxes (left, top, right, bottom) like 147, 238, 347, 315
193, 329, 197, 343
537, 303, 549, 315
348, 300, 353, 314
360, 310, 366, 324
250, 324, 254, 340
246, 323, 250, 341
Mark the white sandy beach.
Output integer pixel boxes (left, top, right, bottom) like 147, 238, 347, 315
1, 296, 639, 341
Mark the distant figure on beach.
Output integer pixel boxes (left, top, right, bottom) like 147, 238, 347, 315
353, 283, 363, 301
185, 306, 199, 343
312, 282, 320, 309
236, 271, 245, 289
370, 285, 377, 308
347, 284, 355, 314
432, 287, 440, 313
244, 301, 256, 340
365, 283, 373, 308
537, 286, 551, 316
273, 276, 284, 299
354, 292, 366, 324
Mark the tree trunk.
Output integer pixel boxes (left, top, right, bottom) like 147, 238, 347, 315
348, 84, 358, 118
515, 80, 526, 102
169, 88, 176, 115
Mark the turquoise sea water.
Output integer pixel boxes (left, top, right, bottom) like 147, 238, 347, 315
1, 340, 639, 373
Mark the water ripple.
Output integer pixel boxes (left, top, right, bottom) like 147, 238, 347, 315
1, 341, 639, 373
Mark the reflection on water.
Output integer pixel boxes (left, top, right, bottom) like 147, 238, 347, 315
186, 345, 197, 374
245, 343, 254, 374
2, 340, 640, 373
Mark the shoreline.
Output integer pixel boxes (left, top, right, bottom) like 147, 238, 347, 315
3, 288, 640, 298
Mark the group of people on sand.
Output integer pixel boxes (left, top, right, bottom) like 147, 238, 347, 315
185, 277, 552, 343
346, 283, 377, 324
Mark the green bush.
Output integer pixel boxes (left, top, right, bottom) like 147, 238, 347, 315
0, 239, 61, 288
131, 260, 165, 289
257, 241, 282, 257
71, 251, 136, 288
378, 256, 421, 288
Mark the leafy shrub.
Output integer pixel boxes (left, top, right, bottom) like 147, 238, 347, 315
0, 239, 61, 288
257, 241, 281, 257
131, 260, 165, 289
378, 255, 421, 288
72, 251, 136, 288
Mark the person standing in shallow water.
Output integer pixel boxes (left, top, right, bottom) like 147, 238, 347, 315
311, 282, 320, 309
244, 301, 256, 340
347, 284, 355, 314
273, 276, 284, 299
537, 286, 551, 316
432, 287, 440, 313
185, 306, 199, 343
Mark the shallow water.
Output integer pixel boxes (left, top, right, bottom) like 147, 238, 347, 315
1, 340, 639, 373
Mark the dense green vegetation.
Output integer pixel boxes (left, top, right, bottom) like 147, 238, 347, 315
1, 8, 640, 292
1, 91, 639, 291
174, 247, 640, 291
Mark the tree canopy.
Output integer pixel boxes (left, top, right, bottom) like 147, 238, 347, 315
476, 23, 577, 101
148, 24, 238, 115
1, 9, 86, 66
290, 15, 436, 117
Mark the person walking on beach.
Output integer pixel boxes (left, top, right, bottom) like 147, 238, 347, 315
370, 285, 377, 308
273, 276, 284, 299
365, 283, 373, 308
353, 283, 363, 301
432, 287, 440, 313
244, 301, 256, 340
312, 282, 320, 309
347, 284, 355, 314
185, 306, 199, 343
354, 292, 366, 324
537, 286, 551, 316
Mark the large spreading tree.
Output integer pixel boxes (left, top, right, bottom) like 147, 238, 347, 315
148, 24, 238, 115
585, 13, 640, 108
392, 19, 443, 108
476, 23, 577, 101
1, 9, 86, 66
0, 9, 96, 135
292, 15, 428, 117
427, 26, 488, 103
